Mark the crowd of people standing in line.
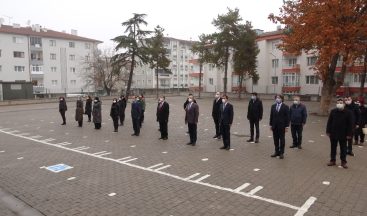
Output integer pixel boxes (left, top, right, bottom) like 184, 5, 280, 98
58, 92, 366, 169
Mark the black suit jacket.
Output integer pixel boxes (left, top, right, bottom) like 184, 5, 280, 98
269, 103, 290, 130
212, 98, 222, 120
131, 101, 142, 119
247, 99, 263, 120
220, 103, 234, 125
326, 108, 353, 139
157, 101, 169, 122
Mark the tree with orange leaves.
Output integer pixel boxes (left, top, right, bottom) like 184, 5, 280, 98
269, 0, 367, 115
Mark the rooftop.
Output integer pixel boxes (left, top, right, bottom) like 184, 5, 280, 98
0, 24, 102, 43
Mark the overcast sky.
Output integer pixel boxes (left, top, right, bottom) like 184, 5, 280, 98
1, 0, 284, 49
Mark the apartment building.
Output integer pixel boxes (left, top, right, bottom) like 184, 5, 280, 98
0, 23, 101, 94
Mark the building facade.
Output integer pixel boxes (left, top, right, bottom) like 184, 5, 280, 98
0, 23, 101, 95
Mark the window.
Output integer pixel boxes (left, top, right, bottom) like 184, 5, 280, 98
185, 65, 188, 71
51, 67, 57, 72
69, 55, 75, 61
13, 51, 25, 58
85, 55, 90, 61
305, 75, 319, 84
307, 56, 317, 66
31, 65, 42, 72
272, 59, 279, 68
85, 43, 90, 49
51, 80, 58, 86
14, 66, 25, 72
70, 67, 76, 73
271, 40, 280, 50
49, 40, 56, 46
288, 58, 297, 67
271, 76, 278, 84
31, 51, 42, 60
30, 37, 42, 47
13, 37, 24, 44
70, 80, 76, 85
50, 53, 56, 60
209, 78, 214, 85
69, 42, 75, 48
283, 73, 300, 86
353, 74, 364, 83
180, 65, 183, 71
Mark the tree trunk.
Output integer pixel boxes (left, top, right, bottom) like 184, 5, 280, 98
126, 52, 135, 99
223, 46, 229, 94
156, 65, 159, 99
198, 63, 202, 98
238, 74, 243, 99
319, 54, 340, 115
360, 49, 367, 96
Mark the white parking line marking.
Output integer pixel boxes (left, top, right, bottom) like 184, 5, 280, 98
30, 135, 42, 139
67, 177, 76, 180
322, 181, 330, 185
119, 158, 138, 163
42, 138, 55, 142
0, 129, 317, 215
57, 142, 72, 146
116, 156, 131, 161
201, 158, 209, 161
234, 183, 251, 192
17, 157, 24, 160
248, 186, 263, 195
148, 163, 164, 169
72, 146, 90, 151
155, 165, 171, 171
108, 193, 116, 197
98, 152, 112, 157
162, 152, 168, 154
18, 133, 30, 136
193, 174, 210, 183
8, 130, 20, 134
254, 168, 261, 172
93, 151, 107, 155
184, 173, 201, 180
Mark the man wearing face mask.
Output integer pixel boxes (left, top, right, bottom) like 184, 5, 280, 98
185, 95, 199, 146
344, 96, 360, 156
212, 92, 222, 139
131, 96, 142, 136
269, 94, 290, 159
354, 98, 367, 146
59, 96, 67, 125
156, 96, 169, 140
219, 95, 234, 150
326, 98, 353, 169
247, 92, 263, 143
110, 98, 120, 132
92, 97, 102, 129
289, 96, 307, 149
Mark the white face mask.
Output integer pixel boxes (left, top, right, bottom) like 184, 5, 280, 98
251, 95, 256, 100
215, 94, 220, 98
113, 101, 116, 103
188, 99, 193, 103
293, 100, 299, 105
60, 98, 63, 101
222, 99, 226, 103
336, 103, 344, 109
94, 100, 98, 103
275, 98, 282, 104
159, 98, 163, 102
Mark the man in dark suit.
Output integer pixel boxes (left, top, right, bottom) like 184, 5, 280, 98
326, 98, 353, 169
118, 95, 127, 126
212, 92, 222, 139
185, 95, 199, 146
184, 93, 197, 134
247, 92, 263, 143
131, 96, 142, 136
157, 96, 169, 140
269, 94, 290, 159
59, 96, 67, 125
219, 95, 234, 150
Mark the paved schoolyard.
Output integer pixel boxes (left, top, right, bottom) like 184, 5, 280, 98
0, 96, 366, 216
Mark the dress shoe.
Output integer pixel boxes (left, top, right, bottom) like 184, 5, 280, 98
131, 134, 136, 136
341, 162, 348, 169
289, 145, 297, 148
186, 142, 193, 145
246, 139, 254, 142
298, 145, 302, 149
216, 136, 222, 140
327, 161, 336, 166
226, 147, 230, 150
255, 139, 259, 143
191, 143, 196, 146
159, 137, 163, 140
113, 130, 118, 132
279, 154, 284, 159
213, 135, 218, 139
220, 146, 226, 149
163, 137, 168, 140
271, 153, 279, 157
61, 123, 66, 125
347, 152, 355, 156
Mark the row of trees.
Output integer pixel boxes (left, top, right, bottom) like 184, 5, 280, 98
269, 0, 367, 115
84, 9, 260, 99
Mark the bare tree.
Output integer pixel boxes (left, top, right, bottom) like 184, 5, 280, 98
81, 49, 128, 96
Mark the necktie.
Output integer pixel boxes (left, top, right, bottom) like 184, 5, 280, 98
276, 104, 280, 112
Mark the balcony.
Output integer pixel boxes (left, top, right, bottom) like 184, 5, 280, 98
282, 86, 301, 93
336, 65, 365, 73
282, 64, 300, 73
31, 66, 44, 78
